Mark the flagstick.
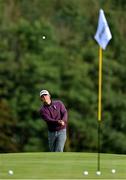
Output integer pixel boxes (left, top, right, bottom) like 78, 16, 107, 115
98, 47, 102, 122
97, 46, 102, 171
97, 120, 101, 171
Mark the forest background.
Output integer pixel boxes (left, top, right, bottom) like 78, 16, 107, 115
0, 0, 126, 154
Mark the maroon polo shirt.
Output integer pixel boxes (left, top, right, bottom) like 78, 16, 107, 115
40, 100, 68, 132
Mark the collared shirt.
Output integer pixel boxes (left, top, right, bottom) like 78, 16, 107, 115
39, 100, 68, 132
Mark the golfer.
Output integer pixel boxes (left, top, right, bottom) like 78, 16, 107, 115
39, 90, 68, 152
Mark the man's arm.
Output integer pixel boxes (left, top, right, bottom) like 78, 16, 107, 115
40, 109, 62, 125
40, 109, 58, 124
60, 101, 68, 123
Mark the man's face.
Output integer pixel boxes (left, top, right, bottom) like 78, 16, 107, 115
40, 94, 51, 104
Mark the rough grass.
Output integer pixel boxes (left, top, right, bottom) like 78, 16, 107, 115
0, 152, 126, 179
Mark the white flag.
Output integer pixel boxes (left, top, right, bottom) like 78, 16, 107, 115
94, 9, 112, 50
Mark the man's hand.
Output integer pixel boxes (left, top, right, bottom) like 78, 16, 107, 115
58, 120, 65, 126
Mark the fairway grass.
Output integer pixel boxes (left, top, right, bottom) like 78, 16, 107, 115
0, 152, 126, 179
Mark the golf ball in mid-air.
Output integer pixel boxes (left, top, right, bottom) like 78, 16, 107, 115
83, 171, 88, 175
96, 171, 101, 175
8, 170, 13, 175
42, 35, 46, 39
111, 169, 116, 173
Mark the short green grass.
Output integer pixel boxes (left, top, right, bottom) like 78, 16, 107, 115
0, 152, 126, 179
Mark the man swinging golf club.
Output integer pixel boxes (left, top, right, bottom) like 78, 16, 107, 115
39, 90, 68, 152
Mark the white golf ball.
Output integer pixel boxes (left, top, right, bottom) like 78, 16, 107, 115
8, 170, 13, 175
42, 35, 46, 39
96, 171, 101, 175
112, 169, 116, 173
83, 171, 88, 175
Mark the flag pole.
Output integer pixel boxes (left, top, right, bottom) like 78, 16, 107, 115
97, 120, 101, 171
97, 46, 102, 171
98, 47, 102, 122
94, 8, 112, 172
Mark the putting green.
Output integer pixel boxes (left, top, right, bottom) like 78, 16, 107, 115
0, 152, 125, 179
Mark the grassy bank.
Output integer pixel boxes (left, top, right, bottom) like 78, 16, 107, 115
0, 152, 125, 179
